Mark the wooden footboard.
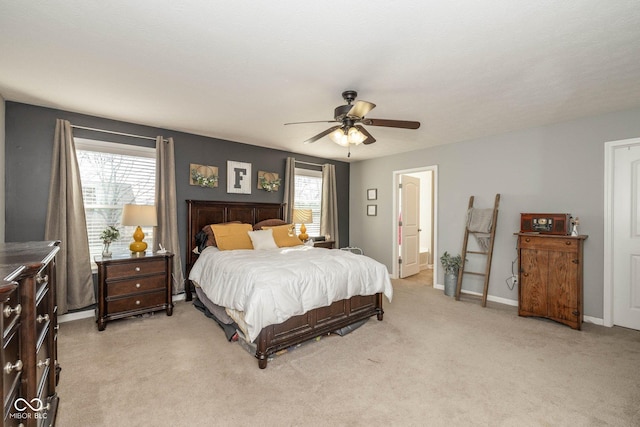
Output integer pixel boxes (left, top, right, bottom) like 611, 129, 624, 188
255, 293, 384, 369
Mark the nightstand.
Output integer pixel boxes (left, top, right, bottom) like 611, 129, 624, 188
313, 240, 335, 249
95, 252, 174, 330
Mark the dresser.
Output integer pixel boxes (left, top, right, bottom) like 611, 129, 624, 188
0, 241, 60, 427
95, 253, 174, 331
515, 233, 587, 330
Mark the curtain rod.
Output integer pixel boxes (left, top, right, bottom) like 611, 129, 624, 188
295, 160, 323, 167
71, 125, 167, 142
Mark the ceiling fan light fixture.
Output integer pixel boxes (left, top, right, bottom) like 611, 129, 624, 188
329, 126, 365, 146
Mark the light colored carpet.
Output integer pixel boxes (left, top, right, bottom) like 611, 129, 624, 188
56, 278, 640, 426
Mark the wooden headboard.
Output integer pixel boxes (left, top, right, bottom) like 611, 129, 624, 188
184, 200, 284, 300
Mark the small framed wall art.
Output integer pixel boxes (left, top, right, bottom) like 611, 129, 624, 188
190, 164, 218, 188
367, 205, 377, 216
227, 161, 252, 194
257, 171, 281, 192
367, 188, 377, 200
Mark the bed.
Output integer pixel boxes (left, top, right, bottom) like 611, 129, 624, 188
185, 200, 392, 368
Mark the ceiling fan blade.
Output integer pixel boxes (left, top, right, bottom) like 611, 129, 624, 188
285, 120, 337, 125
348, 100, 376, 118
304, 125, 341, 144
355, 125, 376, 145
361, 118, 421, 129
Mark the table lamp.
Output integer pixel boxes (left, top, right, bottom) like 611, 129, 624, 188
121, 204, 158, 255
293, 209, 312, 241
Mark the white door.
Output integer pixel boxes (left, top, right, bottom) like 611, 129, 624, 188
400, 175, 420, 278
613, 144, 640, 330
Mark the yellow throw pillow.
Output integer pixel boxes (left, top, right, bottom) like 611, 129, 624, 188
210, 223, 253, 250
262, 224, 303, 247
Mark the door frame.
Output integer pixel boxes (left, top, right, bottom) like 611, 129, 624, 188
391, 165, 438, 280
604, 137, 640, 327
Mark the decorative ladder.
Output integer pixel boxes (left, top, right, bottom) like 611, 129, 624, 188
455, 194, 500, 307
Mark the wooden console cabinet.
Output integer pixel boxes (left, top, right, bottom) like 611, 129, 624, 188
516, 233, 587, 330
95, 252, 174, 331
0, 241, 61, 427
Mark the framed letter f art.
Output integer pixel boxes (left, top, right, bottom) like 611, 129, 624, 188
227, 161, 252, 194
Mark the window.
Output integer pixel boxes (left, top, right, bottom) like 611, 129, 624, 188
75, 139, 156, 264
294, 167, 322, 237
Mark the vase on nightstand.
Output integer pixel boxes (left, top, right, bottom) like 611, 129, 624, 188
102, 242, 112, 257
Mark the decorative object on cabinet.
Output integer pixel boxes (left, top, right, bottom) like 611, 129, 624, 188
293, 209, 312, 241
0, 241, 61, 426
95, 252, 174, 331
367, 205, 377, 216
440, 251, 462, 297
367, 188, 377, 200
571, 216, 580, 236
257, 171, 281, 192
190, 164, 218, 188
100, 225, 120, 257
121, 204, 158, 255
227, 161, 252, 194
515, 233, 588, 330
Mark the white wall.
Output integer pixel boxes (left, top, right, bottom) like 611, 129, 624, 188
350, 106, 640, 320
0, 94, 4, 242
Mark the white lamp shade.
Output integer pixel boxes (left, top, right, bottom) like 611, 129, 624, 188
293, 209, 313, 224
121, 204, 158, 227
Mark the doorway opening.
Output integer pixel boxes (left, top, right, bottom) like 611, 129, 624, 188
392, 165, 438, 282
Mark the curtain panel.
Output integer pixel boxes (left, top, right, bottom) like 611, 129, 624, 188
44, 119, 95, 314
321, 163, 339, 248
153, 137, 185, 293
282, 157, 296, 222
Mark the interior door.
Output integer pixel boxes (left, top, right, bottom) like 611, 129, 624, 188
613, 145, 640, 330
400, 175, 420, 278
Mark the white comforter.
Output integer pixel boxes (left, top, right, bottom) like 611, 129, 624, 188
189, 245, 393, 342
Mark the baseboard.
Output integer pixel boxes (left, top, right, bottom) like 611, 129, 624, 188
58, 293, 187, 324
434, 284, 606, 325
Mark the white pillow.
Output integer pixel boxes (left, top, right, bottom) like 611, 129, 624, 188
247, 229, 278, 250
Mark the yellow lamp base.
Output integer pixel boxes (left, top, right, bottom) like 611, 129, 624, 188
129, 226, 148, 255
298, 223, 309, 242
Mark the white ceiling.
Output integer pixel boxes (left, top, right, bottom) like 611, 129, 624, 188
1, 1, 640, 162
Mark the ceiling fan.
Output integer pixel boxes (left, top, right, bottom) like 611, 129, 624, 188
285, 90, 420, 156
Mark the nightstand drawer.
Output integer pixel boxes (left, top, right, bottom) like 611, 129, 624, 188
107, 291, 167, 314
108, 275, 166, 297
2, 327, 21, 404
106, 259, 166, 279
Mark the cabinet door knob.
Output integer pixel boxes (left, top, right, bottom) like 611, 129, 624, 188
4, 359, 23, 374
135, 283, 141, 288
135, 267, 141, 272
3, 303, 22, 318
523, 272, 529, 277
36, 314, 50, 324
135, 300, 141, 305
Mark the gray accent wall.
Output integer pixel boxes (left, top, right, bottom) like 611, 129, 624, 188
4, 102, 350, 272
350, 106, 640, 320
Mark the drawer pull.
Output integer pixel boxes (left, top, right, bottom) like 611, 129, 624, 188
136, 300, 141, 305
525, 238, 530, 242
3, 303, 22, 318
565, 241, 572, 245
4, 359, 23, 374
36, 274, 49, 284
136, 283, 141, 288
36, 314, 50, 324
37, 358, 51, 369
135, 267, 141, 272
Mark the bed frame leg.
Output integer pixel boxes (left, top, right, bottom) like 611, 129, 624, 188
256, 333, 268, 369
376, 294, 384, 321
